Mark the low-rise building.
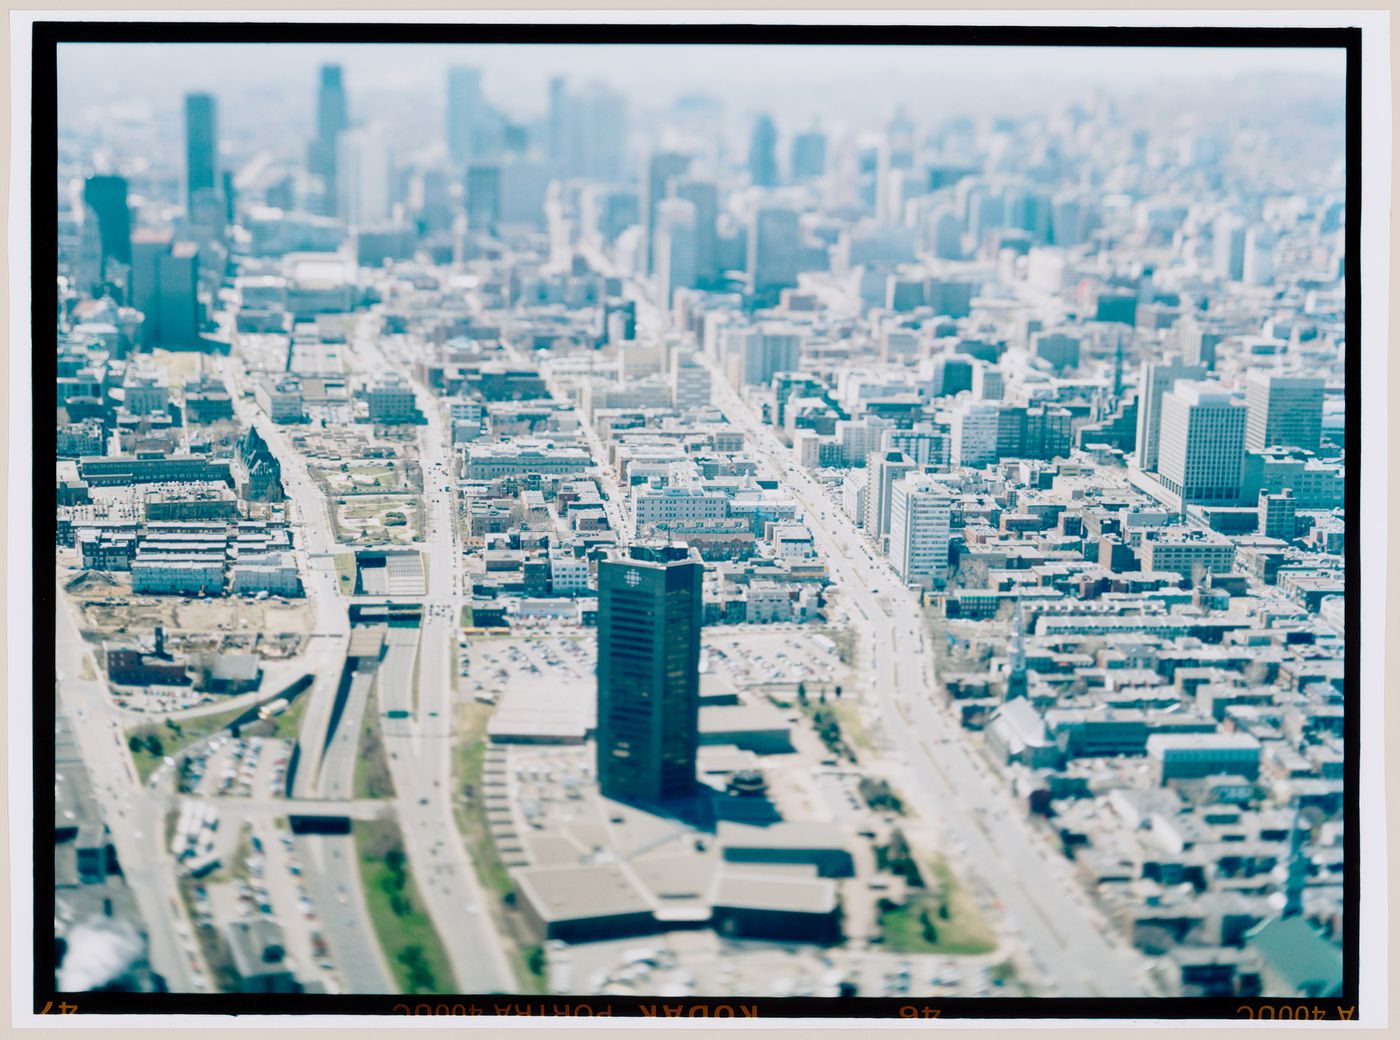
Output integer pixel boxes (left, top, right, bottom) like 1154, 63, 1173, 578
1148, 732, 1263, 783
366, 373, 419, 424
255, 377, 307, 423
229, 552, 302, 597
130, 558, 226, 596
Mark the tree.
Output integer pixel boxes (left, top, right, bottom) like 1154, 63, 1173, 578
920, 909, 939, 945
797, 682, 808, 704
397, 945, 434, 992
143, 733, 164, 757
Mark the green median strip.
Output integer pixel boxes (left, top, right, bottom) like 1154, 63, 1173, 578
352, 816, 454, 994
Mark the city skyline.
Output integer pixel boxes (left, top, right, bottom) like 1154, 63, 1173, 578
38, 26, 1360, 1021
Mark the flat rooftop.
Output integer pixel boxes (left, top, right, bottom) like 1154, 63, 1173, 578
712, 871, 838, 914
515, 862, 653, 923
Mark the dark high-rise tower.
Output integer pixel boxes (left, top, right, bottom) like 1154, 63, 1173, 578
749, 113, 779, 188
82, 175, 132, 286
184, 93, 218, 207
309, 65, 348, 212
596, 544, 704, 806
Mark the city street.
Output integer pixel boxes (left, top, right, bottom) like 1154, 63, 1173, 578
55, 582, 209, 992
699, 356, 1158, 998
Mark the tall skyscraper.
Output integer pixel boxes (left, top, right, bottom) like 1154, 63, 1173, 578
730, 325, 801, 388
309, 65, 348, 214
411, 167, 453, 234
888, 475, 953, 589
580, 185, 639, 245
81, 175, 132, 292
1213, 214, 1246, 281
746, 205, 801, 298
653, 198, 698, 309
465, 164, 501, 229
1157, 381, 1247, 507
1244, 372, 1325, 454
790, 129, 827, 181
129, 228, 172, 346
221, 170, 236, 225
157, 242, 201, 349
596, 544, 704, 806
749, 113, 779, 187
184, 93, 219, 212
447, 66, 487, 168
1134, 358, 1207, 473
336, 127, 392, 228
672, 178, 719, 287
546, 75, 567, 167
1243, 226, 1277, 286
130, 230, 200, 349
643, 151, 690, 273
864, 450, 918, 546
885, 106, 916, 169
951, 401, 1002, 468
549, 80, 628, 183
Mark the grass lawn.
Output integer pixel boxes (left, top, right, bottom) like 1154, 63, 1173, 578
333, 553, 357, 593
229, 824, 253, 883
449, 702, 545, 994
878, 857, 997, 956
353, 817, 454, 994
451, 703, 513, 901
831, 701, 872, 753
348, 464, 397, 488
353, 691, 396, 799
127, 703, 250, 783
268, 691, 312, 744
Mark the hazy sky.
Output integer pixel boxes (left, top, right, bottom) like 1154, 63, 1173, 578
58, 42, 1346, 125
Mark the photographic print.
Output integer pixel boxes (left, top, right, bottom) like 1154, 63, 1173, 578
22, 12, 1381, 1026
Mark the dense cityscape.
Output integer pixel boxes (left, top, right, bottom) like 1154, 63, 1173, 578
51, 43, 1347, 1004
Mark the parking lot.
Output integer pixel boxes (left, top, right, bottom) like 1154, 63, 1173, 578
186, 736, 291, 800
459, 633, 594, 701
184, 814, 341, 994
704, 629, 844, 692
112, 687, 215, 714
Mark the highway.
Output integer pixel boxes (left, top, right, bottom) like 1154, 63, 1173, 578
350, 319, 517, 994
698, 355, 1158, 998
218, 348, 393, 994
